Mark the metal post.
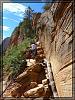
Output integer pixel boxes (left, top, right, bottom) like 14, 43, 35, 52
44, 59, 58, 97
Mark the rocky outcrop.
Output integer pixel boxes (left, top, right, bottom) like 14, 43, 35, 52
10, 27, 24, 46
10, 27, 20, 46
0, 37, 10, 53
3, 43, 53, 98
9, 13, 41, 47
37, 2, 72, 97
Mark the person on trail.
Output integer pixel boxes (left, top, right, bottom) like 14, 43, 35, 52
31, 42, 37, 59
23, 48, 31, 62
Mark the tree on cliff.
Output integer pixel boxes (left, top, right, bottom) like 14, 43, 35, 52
25, 6, 34, 20
24, 6, 34, 27
23, 6, 35, 37
43, 3, 51, 11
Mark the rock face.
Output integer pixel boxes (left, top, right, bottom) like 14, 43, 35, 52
37, 2, 72, 97
9, 13, 41, 47
10, 27, 24, 46
0, 37, 10, 53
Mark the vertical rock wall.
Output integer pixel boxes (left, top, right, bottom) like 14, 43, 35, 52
37, 2, 72, 97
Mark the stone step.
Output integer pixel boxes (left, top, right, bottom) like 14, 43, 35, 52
36, 54, 45, 59
24, 84, 44, 97
42, 79, 48, 86
23, 83, 51, 97
26, 59, 36, 66
37, 47, 43, 51
37, 48, 44, 52
37, 50, 44, 55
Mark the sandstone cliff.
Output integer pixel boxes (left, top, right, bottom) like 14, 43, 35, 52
37, 2, 72, 97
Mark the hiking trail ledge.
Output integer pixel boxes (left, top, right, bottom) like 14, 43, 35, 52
3, 42, 54, 98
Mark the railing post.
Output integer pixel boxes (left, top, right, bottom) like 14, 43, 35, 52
44, 59, 58, 97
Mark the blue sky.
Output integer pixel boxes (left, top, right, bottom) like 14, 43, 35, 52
3, 3, 45, 39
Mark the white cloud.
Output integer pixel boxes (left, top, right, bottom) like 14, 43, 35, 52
3, 26, 10, 31
3, 3, 27, 17
3, 17, 19, 23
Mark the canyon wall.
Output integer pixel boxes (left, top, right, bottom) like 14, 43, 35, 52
37, 2, 72, 97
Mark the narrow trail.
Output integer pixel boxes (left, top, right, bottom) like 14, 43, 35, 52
2, 42, 54, 98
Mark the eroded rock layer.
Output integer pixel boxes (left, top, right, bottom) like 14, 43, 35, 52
37, 2, 72, 97
3, 44, 53, 98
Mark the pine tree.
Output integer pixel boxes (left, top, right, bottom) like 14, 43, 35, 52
23, 6, 34, 37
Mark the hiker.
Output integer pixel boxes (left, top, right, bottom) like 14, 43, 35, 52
31, 42, 37, 59
24, 48, 31, 61
27, 49, 32, 61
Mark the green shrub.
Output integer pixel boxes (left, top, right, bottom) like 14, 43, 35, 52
3, 6, 36, 78
3, 38, 34, 78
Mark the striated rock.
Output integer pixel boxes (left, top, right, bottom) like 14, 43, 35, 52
31, 64, 43, 73
24, 83, 52, 98
37, 2, 72, 97
54, 64, 72, 97
24, 84, 44, 97
16, 63, 45, 83
3, 82, 22, 97
30, 82, 37, 88
6, 62, 46, 97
